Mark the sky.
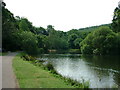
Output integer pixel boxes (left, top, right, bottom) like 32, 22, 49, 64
4, 0, 120, 31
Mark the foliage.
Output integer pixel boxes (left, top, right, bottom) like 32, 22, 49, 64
80, 5, 120, 55
79, 24, 110, 32
18, 31, 39, 55
19, 17, 35, 33
80, 26, 117, 55
21, 53, 36, 61
19, 18, 29, 31
114, 32, 120, 54
35, 27, 48, 35
47, 29, 69, 50
111, 7, 120, 33
74, 38, 83, 49
2, 3, 19, 51
2, 1, 120, 55
47, 25, 55, 35
67, 29, 90, 49
68, 34, 78, 49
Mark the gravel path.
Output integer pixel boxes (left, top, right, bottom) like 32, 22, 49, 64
2, 52, 19, 88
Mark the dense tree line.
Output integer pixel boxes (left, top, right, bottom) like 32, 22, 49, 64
2, 2, 88, 54
2, 2, 120, 55
80, 4, 120, 55
80, 26, 120, 55
111, 6, 120, 33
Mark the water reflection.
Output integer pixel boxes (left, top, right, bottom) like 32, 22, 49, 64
38, 54, 120, 88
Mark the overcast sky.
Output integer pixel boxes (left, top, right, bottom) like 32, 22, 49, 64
4, 0, 120, 31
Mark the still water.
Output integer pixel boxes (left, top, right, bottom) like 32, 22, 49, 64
38, 54, 120, 88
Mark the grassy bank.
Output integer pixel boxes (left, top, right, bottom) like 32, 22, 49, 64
13, 54, 76, 88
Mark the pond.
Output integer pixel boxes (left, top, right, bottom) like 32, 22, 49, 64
38, 54, 120, 88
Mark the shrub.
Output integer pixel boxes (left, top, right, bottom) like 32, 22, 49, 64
80, 26, 117, 55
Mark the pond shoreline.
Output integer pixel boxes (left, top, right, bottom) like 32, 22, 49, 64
13, 53, 89, 88
35, 54, 120, 88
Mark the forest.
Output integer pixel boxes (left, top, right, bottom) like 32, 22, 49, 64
2, 2, 120, 55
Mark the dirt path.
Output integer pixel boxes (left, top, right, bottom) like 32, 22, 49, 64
2, 52, 19, 88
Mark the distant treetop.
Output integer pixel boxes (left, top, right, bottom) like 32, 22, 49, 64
118, 1, 120, 8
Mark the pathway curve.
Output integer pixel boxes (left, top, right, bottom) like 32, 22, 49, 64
2, 52, 19, 88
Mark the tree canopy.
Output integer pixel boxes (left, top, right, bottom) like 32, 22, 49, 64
111, 7, 120, 33
2, 1, 120, 55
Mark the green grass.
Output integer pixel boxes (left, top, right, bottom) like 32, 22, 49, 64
68, 49, 81, 54
0, 52, 7, 56
13, 55, 75, 88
